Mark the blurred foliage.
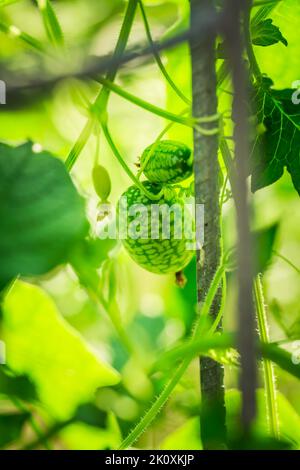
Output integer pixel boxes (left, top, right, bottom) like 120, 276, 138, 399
0, 0, 299, 451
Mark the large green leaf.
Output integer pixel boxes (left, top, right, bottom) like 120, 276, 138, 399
251, 78, 300, 195
1, 281, 120, 420
0, 142, 89, 287
252, 19, 288, 47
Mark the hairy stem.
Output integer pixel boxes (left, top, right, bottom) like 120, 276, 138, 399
189, 0, 226, 449
254, 275, 280, 440
223, 0, 257, 432
119, 259, 225, 449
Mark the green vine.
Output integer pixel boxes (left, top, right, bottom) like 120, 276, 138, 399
254, 275, 280, 440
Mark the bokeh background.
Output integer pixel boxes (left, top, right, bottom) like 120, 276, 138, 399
0, 0, 300, 450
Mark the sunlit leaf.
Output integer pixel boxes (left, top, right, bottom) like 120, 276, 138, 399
2, 281, 120, 420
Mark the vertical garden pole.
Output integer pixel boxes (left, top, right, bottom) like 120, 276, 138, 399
189, 0, 226, 449
223, 0, 257, 431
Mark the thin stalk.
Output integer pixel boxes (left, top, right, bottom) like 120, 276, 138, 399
72, 264, 135, 355
272, 250, 300, 276
96, 77, 194, 127
244, 8, 261, 80
254, 275, 280, 440
119, 259, 225, 449
65, 0, 139, 171
65, 118, 96, 172
0, 21, 49, 55
101, 122, 165, 201
36, 0, 64, 48
138, 0, 190, 105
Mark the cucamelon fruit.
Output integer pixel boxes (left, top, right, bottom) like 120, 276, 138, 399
117, 181, 194, 274
140, 140, 193, 184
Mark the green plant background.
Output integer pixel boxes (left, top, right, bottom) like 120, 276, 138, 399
0, 0, 300, 450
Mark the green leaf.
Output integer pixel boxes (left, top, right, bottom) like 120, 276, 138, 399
0, 411, 29, 448
36, 0, 64, 47
252, 19, 288, 47
253, 223, 278, 273
251, 78, 300, 195
0, 142, 89, 287
1, 281, 120, 420
0, 367, 37, 402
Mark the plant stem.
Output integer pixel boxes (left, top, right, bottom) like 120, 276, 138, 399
96, 77, 194, 127
254, 275, 280, 440
101, 122, 165, 201
272, 250, 300, 276
244, 7, 261, 80
65, 0, 139, 171
189, 0, 226, 449
138, 0, 190, 105
0, 21, 49, 55
119, 259, 225, 449
223, 0, 257, 433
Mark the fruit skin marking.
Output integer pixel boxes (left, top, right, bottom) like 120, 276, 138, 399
117, 181, 194, 275
140, 140, 193, 184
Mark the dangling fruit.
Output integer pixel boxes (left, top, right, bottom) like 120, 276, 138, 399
117, 181, 194, 274
140, 140, 193, 184
92, 164, 111, 202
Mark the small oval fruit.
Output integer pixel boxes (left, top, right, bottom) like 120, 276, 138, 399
92, 164, 111, 201
117, 181, 194, 274
140, 140, 193, 184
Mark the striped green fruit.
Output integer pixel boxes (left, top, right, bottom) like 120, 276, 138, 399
140, 140, 193, 184
117, 182, 194, 274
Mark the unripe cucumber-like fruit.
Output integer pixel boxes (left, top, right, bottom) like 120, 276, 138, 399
140, 140, 193, 184
117, 181, 194, 274
92, 164, 111, 202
